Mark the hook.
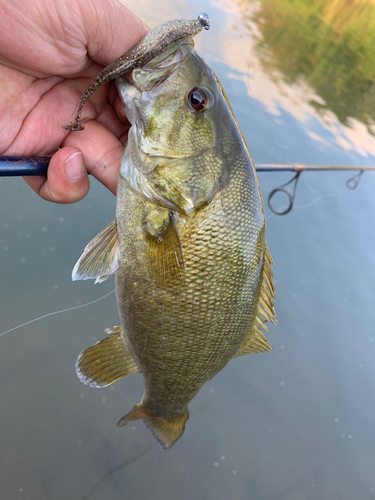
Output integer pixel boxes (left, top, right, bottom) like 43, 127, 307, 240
268, 171, 302, 215
346, 169, 364, 190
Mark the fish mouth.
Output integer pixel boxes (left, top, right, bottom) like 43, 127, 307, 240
124, 39, 194, 92
116, 40, 196, 159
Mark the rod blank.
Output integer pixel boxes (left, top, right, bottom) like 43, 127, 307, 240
1, 157, 374, 177
0, 156, 51, 177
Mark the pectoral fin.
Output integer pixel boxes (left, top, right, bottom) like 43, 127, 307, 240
143, 208, 184, 285
72, 219, 119, 283
76, 326, 139, 388
118, 403, 189, 449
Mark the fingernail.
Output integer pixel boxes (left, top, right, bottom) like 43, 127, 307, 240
65, 152, 84, 180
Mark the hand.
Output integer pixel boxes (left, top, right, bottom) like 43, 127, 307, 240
0, 0, 148, 203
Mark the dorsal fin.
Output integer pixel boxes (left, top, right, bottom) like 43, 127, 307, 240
234, 247, 276, 357
72, 219, 119, 283
258, 247, 276, 324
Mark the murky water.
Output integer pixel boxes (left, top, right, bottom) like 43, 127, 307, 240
1, 1, 375, 499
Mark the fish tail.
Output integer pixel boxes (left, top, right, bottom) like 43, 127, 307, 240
117, 403, 189, 449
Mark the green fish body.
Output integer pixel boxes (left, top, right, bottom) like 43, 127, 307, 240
72, 26, 275, 449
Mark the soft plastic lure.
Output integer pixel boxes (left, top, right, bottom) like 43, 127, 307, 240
61, 13, 210, 131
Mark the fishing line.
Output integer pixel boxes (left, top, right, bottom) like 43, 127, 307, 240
300, 173, 371, 209
288, 184, 358, 212
0, 289, 115, 338
265, 183, 348, 216
211, 24, 284, 159
267, 190, 375, 218
274, 136, 289, 151
210, 28, 254, 101
273, 180, 372, 216
302, 173, 356, 196
80, 448, 151, 500
329, 204, 375, 218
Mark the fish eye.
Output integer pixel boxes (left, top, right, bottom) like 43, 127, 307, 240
187, 87, 209, 112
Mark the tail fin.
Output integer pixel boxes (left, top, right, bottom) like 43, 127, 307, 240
118, 403, 189, 449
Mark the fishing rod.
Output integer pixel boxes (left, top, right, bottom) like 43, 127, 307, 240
0, 156, 374, 215
255, 163, 375, 215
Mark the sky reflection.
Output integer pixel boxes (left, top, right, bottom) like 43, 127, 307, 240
125, 0, 375, 161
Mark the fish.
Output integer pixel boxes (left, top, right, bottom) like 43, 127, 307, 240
69, 14, 276, 449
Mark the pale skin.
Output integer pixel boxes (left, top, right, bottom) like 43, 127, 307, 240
0, 0, 148, 203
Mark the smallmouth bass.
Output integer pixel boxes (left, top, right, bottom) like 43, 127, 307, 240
69, 14, 276, 449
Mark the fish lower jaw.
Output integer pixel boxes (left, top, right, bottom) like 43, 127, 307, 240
139, 147, 201, 161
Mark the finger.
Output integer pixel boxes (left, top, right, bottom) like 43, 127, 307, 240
114, 94, 128, 125
24, 147, 90, 204
82, 1, 149, 67
92, 83, 129, 139
62, 120, 125, 195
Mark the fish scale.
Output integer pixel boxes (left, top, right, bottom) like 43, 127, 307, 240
115, 154, 263, 410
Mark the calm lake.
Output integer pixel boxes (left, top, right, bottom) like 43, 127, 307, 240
1, 1, 375, 499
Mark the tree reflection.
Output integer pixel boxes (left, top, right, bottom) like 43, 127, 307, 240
241, 0, 375, 133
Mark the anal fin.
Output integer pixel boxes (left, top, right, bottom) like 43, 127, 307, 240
118, 403, 189, 449
76, 326, 138, 388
